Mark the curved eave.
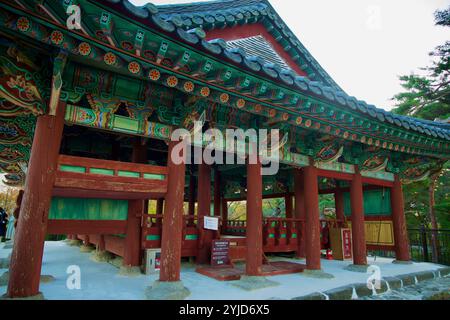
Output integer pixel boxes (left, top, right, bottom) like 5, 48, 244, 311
1, 0, 448, 159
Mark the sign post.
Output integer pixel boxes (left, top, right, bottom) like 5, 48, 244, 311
211, 239, 231, 267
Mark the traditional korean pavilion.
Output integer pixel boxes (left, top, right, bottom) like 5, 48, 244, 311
1, 0, 449, 298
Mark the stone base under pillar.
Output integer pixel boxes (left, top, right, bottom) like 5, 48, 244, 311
232, 275, 279, 291
80, 244, 95, 253
91, 250, 113, 263
344, 264, 369, 273
1, 292, 45, 300
3, 240, 14, 249
0, 271, 9, 286
145, 281, 190, 300
392, 260, 414, 265
301, 269, 335, 279
119, 266, 142, 277
0, 255, 10, 269
0, 272, 55, 287
67, 240, 82, 246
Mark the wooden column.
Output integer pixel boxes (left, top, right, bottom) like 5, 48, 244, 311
214, 168, 221, 217
285, 194, 293, 218
131, 138, 147, 163
335, 186, 345, 221
221, 198, 228, 233
123, 200, 143, 267
391, 175, 411, 261
159, 140, 186, 282
98, 235, 106, 251
246, 157, 263, 276
350, 167, 367, 265
7, 103, 66, 298
188, 172, 196, 216
196, 163, 213, 264
294, 169, 306, 258
156, 199, 164, 215
303, 165, 321, 270
127, 138, 147, 265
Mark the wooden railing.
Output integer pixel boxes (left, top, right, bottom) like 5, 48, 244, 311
57, 155, 168, 180
54, 155, 169, 198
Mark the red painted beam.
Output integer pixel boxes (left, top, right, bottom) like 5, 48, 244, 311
361, 177, 394, 188
54, 172, 167, 195
317, 169, 354, 181
47, 220, 127, 235
52, 187, 165, 200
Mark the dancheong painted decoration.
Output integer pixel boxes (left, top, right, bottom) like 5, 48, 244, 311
0, 0, 448, 298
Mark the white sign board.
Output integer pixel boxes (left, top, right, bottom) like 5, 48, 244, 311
204, 216, 219, 231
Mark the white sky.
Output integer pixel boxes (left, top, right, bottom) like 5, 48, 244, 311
131, 0, 450, 110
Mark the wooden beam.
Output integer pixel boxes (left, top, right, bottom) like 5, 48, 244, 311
47, 220, 127, 235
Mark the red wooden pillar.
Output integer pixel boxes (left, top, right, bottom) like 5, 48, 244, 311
294, 169, 306, 258
246, 157, 263, 276
196, 163, 213, 264
126, 138, 147, 265
391, 175, 411, 261
221, 198, 228, 233
335, 187, 345, 222
159, 140, 186, 282
156, 199, 164, 215
188, 172, 196, 217
214, 169, 221, 217
123, 200, 143, 267
7, 103, 66, 298
156, 198, 164, 226
285, 194, 293, 218
350, 167, 367, 266
131, 138, 147, 163
303, 165, 321, 270
98, 235, 106, 251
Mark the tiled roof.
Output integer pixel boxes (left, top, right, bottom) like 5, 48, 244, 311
102, 0, 450, 140
226, 36, 291, 70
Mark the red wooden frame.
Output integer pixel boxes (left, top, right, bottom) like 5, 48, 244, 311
53, 155, 169, 199
47, 220, 127, 235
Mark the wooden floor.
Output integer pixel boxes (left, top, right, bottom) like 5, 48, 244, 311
196, 261, 306, 281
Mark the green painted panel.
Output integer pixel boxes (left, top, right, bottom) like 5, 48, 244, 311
143, 173, 165, 180
118, 170, 140, 178
185, 235, 198, 240
90, 168, 115, 175
146, 235, 160, 241
268, 234, 275, 239
49, 198, 128, 220
115, 75, 141, 100
113, 116, 139, 133
344, 189, 391, 216
59, 165, 86, 173
291, 233, 297, 238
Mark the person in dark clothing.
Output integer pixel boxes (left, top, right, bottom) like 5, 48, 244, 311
0, 207, 8, 242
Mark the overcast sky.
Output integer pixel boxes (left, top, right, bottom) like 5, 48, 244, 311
131, 0, 449, 110
1, 1, 448, 188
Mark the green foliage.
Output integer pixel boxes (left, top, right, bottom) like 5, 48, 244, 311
403, 166, 450, 229
392, 7, 450, 121
392, 7, 450, 229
